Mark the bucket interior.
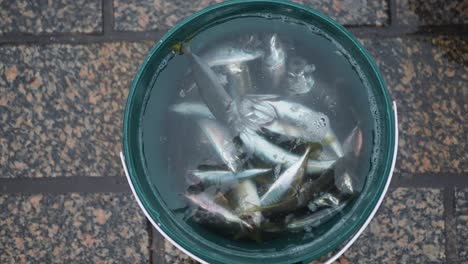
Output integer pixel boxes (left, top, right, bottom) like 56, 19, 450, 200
123, 1, 396, 263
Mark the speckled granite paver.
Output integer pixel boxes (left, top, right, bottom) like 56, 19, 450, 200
0, 193, 149, 263
344, 188, 445, 263
456, 188, 468, 262
397, 0, 468, 26
0, 42, 153, 178
113, 0, 388, 32
360, 36, 467, 174
0, 0, 102, 34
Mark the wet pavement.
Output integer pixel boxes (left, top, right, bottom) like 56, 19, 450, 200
0, 0, 466, 263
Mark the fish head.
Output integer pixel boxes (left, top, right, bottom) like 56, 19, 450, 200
238, 98, 277, 129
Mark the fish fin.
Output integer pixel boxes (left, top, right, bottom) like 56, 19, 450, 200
245, 94, 281, 101
240, 206, 262, 214
183, 208, 197, 221
214, 193, 231, 209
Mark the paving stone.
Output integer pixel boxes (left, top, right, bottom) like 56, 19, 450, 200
0, 42, 153, 177
397, 0, 468, 26
344, 188, 445, 263
0, 193, 149, 263
0, 0, 102, 34
360, 36, 467, 174
113, 0, 388, 32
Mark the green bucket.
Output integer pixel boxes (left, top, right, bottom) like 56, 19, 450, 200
121, 1, 398, 263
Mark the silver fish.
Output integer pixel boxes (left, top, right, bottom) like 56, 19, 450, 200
223, 62, 253, 103
245, 168, 335, 214
169, 99, 276, 140
170, 102, 215, 119
343, 126, 363, 157
334, 126, 365, 195
286, 201, 348, 230
240, 129, 335, 174
264, 34, 286, 90
335, 170, 354, 195
201, 41, 264, 67
186, 192, 253, 230
263, 100, 344, 159
192, 168, 270, 186
232, 179, 262, 228
197, 119, 243, 172
237, 97, 277, 129
286, 56, 316, 95
318, 148, 340, 161
260, 147, 310, 207
185, 46, 233, 124
307, 193, 340, 212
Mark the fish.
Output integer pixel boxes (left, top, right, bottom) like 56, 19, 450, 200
223, 62, 253, 104
264, 34, 286, 90
262, 100, 344, 159
286, 201, 349, 230
237, 97, 277, 129
170, 100, 337, 172
244, 168, 335, 214
232, 179, 263, 228
240, 129, 335, 174
184, 45, 234, 124
192, 168, 270, 186
307, 193, 341, 212
168, 99, 275, 149
186, 192, 253, 230
169, 101, 215, 119
197, 119, 243, 172
201, 40, 264, 67
185, 44, 273, 134
334, 126, 364, 194
335, 169, 355, 195
343, 126, 363, 157
285, 56, 316, 95
260, 147, 310, 207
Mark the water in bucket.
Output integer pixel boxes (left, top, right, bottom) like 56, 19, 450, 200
140, 13, 380, 250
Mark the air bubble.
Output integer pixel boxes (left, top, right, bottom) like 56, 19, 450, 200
179, 89, 186, 98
